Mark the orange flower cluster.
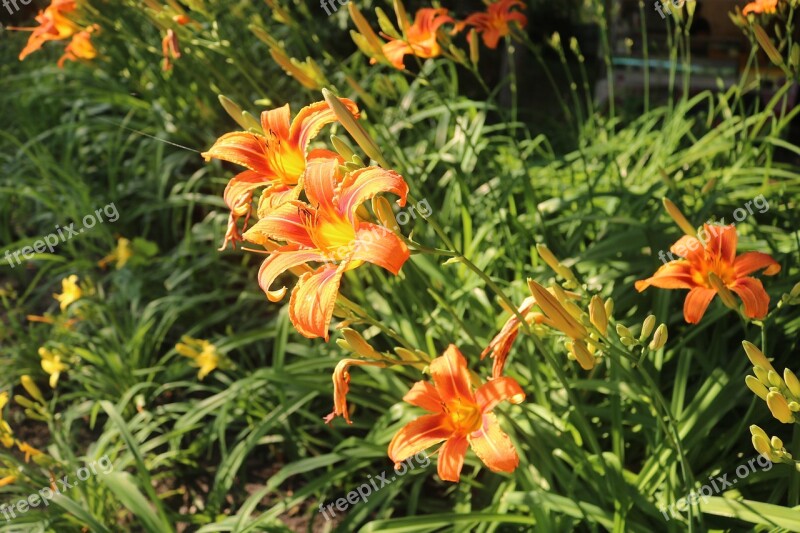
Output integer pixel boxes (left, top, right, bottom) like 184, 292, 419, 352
203, 97, 410, 340
351, 0, 528, 70
743, 0, 779, 15
9, 0, 98, 67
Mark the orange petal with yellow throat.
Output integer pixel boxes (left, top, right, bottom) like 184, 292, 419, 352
289, 99, 359, 150
635, 261, 694, 292
468, 412, 519, 473
705, 224, 738, 265
429, 345, 473, 403
352, 223, 409, 274
403, 380, 443, 413
304, 157, 342, 212
244, 202, 315, 248
734, 252, 781, 277
730, 277, 771, 319
339, 166, 409, 222
288, 263, 347, 340
437, 435, 469, 482
257, 249, 326, 302
683, 286, 717, 324
388, 413, 451, 465
261, 103, 291, 138
202, 132, 274, 175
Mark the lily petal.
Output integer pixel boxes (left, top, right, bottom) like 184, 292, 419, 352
468, 412, 519, 473
288, 264, 346, 341
683, 286, 717, 324
352, 223, 410, 274
339, 166, 409, 222
403, 380, 443, 413
437, 435, 469, 482
430, 345, 473, 404
289, 98, 359, 150
388, 413, 451, 465
705, 224, 738, 265
635, 261, 694, 292
734, 251, 781, 277
261, 104, 291, 138
475, 377, 526, 413
730, 277, 771, 319
245, 202, 315, 248
202, 132, 272, 174
257, 249, 325, 302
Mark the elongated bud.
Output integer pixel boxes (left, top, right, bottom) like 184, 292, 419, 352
393, 0, 411, 33
604, 298, 614, 320
771, 436, 784, 450
767, 391, 795, 423
745, 375, 769, 401
589, 295, 607, 333
784, 369, 800, 398
750, 424, 769, 441
527, 279, 587, 340
752, 434, 773, 459
767, 370, 784, 389
20, 376, 45, 404
469, 29, 480, 65
218, 95, 259, 132
753, 25, 785, 68
743, 341, 776, 373
567, 340, 595, 370
536, 244, 561, 273
375, 7, 401, 39
322, 89, 387, 167
349, 3, 386, 59
615, 323, 632, 339
662, 197, 697, 237
331, 135, 356, 161
372, 197, 398, 230
708, 273, 738, 310
340, 328, 384, 360
14, 395, 36, 409
648, 324, 668, 350
753, 365, 770, 386
790, 281, 800, 299
640, 315, 656, 341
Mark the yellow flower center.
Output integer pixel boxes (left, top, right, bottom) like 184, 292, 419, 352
446, 400, 482, 435
266, 133, 306, 186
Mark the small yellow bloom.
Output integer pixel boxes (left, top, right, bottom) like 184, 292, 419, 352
98, 237, 132, 269
176, 337, 221, 380
53, 275, 82, 311
39, 347, 68, 388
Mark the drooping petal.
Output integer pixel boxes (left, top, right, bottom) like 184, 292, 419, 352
339, 166, 409, 222
289, 98, 359, 150
403, 380, 443, 413
468, 413, 519, 474
481, 297, 536, 378
388, 413, 451, 465
223, 170, 277, 212
730, 277, 771, 320
430, 345, 474, 403
257, 249, 325, 302
635, 261, 695, 292
201, 132, 272, 174
288, 264, 346, 341
325, 359, 388, 424
260, 104, 291, 139
381, 39, 414, 69
256, 182, 303, 217
683, 286, 717, 324
352, 223, 410, 274
733, 252, 781, 277
704, 224, 738, 265
437, 435, 469, 482
244, 202, 315, 248
475, 377, 526, 413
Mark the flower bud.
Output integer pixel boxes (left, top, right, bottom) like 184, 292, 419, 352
615, 324, 632, 339
662, 197, 697, 236
784, 368, 800, 398
648, 324, 668, 350
569, 340, 595, 370
20, 376, 45, 404
752, 434, 773, 459
743, 341, 775, 373
771, 436, 784, 450
589, 295, 608, 333
745, 375, 769, 401
604, 298, 614, 320
640, 315, 656, 341
749, 424, 769, 441
767, 370, 784, 388
767, 392, 795, 423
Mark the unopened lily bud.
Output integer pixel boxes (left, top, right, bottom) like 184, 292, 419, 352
745, 375, 769, 401
790, 281, 800, 299
708, 273, 739, 310
615, 324, 632, 339
743, 341, 776, 373
784, 369, 800, 398
750, 424, 769, 441
536, 244, 562, 274
662, 197, 697, 237
604, 298, 614, 320
340, 328, 383, 360
331, 135, 356, 161
648, 324, 668, 350
753, 365, 771, 386
569, 340, 595, 370
563, 300, 585, 322
322, 89, 386, 167
469, 29, 480, 65
620, 337, 637, 347
20, 376, 44, 404
640, 315, 656, 341
373, 196, 398, 230
752, 434, 773, 459
218, 95, 259, 132
789, 401, 800, 412
771, 436, 784, 450
589, 295, 608, 333
767, 370, 784, 388
767, 392, 795, 423
14, 395, 36, 409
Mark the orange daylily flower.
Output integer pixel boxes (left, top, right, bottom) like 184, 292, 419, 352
388, 345, 525, 482
636, 224, 781, 324
743, 0, 778, 15
244, 158, 409, 340
458, 0, 528, 49
481, 297, 544, 378
58, 24, 98, 68
10, 0, 78, 61
202, 98, 359, 249
375, 8, 455, 70
161, 29, 181, 71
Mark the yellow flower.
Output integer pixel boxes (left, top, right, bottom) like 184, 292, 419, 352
176, 337, 221, 380
53, 275, 82, 311
39, 347, 69, 388
0, 393, 14, 448
98, 237, 132, 269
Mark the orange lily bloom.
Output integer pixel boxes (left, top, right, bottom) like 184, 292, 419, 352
743, 0, 778, 15
388, 345, 525, 482
202, 98, 359, 249
243, 158, 409, 340
375, 8, 454, 70
458, 0, 528, 49
481, 297, 544, 378
57, 24, 98, 68
636, 224, 781, 324
10, 0, 78, 61
161, 29, 181, 71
